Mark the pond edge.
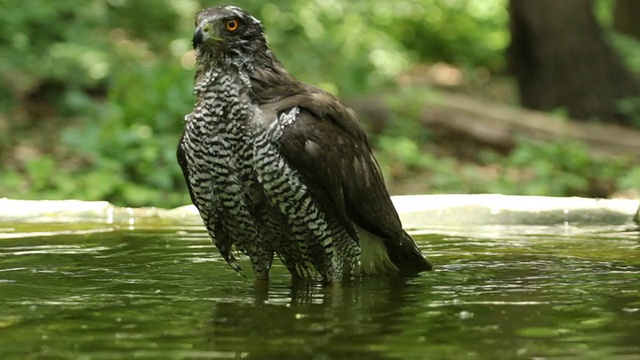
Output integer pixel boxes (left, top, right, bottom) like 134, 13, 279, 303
0, 195, 638, 227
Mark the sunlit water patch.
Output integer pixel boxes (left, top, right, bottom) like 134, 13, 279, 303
0, 224, 638, 359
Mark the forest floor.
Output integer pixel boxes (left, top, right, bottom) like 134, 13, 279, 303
379, 62, 639, 200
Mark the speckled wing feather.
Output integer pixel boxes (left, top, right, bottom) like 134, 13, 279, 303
177, 134, 197, 206
264, 90, 432, 273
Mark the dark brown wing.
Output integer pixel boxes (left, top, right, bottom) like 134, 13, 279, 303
269, 90, 432, 272
177, 132, 198, 206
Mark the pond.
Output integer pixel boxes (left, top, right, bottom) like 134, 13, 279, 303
1, 219, 638, 359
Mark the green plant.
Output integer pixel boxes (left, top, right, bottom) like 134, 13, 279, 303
1, 0, 637, 208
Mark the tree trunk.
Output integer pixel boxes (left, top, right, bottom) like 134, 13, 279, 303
613, 0, 640, 40
508, 0, 640, 125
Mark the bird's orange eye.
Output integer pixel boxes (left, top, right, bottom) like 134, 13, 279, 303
226, 19, 239, 31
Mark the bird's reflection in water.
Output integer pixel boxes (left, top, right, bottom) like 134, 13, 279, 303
204, 276, 428, 359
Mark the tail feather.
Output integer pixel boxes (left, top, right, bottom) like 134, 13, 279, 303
388, 230, 433, 273
358, 225, 432, 275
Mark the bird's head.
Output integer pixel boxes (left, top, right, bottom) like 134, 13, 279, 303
193, 6, 267, 67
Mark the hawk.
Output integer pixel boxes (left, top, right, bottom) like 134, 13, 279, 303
177, 5, 432, 281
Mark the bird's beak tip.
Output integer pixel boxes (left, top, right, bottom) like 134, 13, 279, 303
192, 27, 204, 49
193, 22, 221, 50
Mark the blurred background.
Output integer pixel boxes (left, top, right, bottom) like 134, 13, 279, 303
1, 0, 639, 208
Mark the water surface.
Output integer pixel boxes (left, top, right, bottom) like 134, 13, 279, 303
0, 223, 638, 359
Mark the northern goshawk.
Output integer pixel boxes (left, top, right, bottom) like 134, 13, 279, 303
177, 5, 432, 281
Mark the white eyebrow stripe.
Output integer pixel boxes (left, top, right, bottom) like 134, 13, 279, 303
224, 5, 262, 25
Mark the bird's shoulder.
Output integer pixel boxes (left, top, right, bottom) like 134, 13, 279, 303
257, 84, 369, 147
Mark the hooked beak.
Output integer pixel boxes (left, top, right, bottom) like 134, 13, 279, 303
192, 27, 204, 49
193, 22, 218, 49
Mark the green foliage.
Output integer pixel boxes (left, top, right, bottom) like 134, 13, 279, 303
617, 165, 640, 192
486, 139, 630, 197
383, 0, 509, 70
0, 0, 637, 207
378, 134, 636, 198
607, 21, 640, 125
258, 0, 509, 94
605, 9, 640, 125
0, 0, 195, 206
612, 34, 640, 74
616, 96, 640, 127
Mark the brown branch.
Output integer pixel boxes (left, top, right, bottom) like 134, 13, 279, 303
349, 90, 640, 160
